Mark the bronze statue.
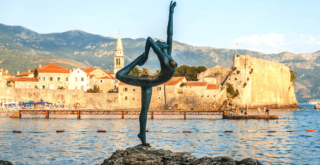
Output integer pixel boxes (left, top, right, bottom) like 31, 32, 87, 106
116, 1, 177, 146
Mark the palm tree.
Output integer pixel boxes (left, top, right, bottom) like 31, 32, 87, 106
141, 67, 150, 75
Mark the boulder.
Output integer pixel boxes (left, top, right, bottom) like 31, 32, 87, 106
314, 104, 320, 109
0, 160, 13, 165
101, 145, 263, 165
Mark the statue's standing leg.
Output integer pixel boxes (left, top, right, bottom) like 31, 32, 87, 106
138, 86, 152, 146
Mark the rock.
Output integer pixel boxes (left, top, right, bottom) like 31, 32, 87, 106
101, 145, 263, 165
0, 160, 13, 165
238, 158, 263, 165
314, 104, 320, 109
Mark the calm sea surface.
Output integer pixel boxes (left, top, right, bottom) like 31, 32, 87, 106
0, 104, 319, 165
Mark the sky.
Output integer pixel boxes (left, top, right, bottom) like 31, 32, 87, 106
0, 0, 319, 54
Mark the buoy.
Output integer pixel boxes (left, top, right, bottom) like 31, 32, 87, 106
267, 131, 276, 133
119, 130, 127, 133
56, 130, 64, 133
34, 131, 44, 133
287, 130, 295, 132
161, 131, 169, 133
78, 130, 86, 132
146, 130, 149, 132
183, 131, 192, 133
307, 130, 315, 132
224, 131, 233, 133
247, 130, 256, 133
97, 130, 106, 133
13, 131, 22, 133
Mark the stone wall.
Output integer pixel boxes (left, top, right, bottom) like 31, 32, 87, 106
1, 88, 119, 108
226, 55, 298, 108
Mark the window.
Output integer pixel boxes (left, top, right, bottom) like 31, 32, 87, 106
50, 77, 53, 81
158, 97, 161, 99
201, 95, 203, 97
81, 77, 84, 81
125, 96, 127, 100
43, 77, 46, 81
168, 88, 171, 91
158, 87, 161, 91
66, 77, 68, 81
77, 71, 79, 73
124, 88, 128, 91
207, 95, 209, 97
81, 86, 84, 90
132, 97, 135, 100
75, 77, 78, 81
1, 83, 3, 88
42, 85, 45, 89
57, 77, 60, 81
99, 80, 103, 83
132, 88, 135, 92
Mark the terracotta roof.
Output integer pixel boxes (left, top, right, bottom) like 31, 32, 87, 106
119, 82, 128, 85
83, 68, 96, 74
18, 72, 34, 76
87, 75, 95, 79
185, 82, 207, 87
163, 77, 185, 86
8, 77, 38, 82
38, 64, 71, 73
207, 84, 219, 90
83, 68, 114, 77
204, 75, 215, 78
99, 76, 113, 79
1, 72, 11, 76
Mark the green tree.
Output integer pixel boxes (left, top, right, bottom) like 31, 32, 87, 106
197, 66, 207, 73
290, 70, 297, 82
156, 69, 160, 74
141, 67, 150, 75
129, 67, 140, 75
174, 65, 206, 81
34, 68, 39, 78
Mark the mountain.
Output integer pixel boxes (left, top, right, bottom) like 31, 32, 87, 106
0, 23, 319, 102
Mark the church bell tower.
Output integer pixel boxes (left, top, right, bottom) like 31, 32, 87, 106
114, 33, 125, 74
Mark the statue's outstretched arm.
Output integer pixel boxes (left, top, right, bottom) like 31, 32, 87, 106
166, 1, 176, 56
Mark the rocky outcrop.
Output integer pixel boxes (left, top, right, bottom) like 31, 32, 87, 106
0, 160, 13, 165
101, 145, 263, 165
314, 104, 320, 109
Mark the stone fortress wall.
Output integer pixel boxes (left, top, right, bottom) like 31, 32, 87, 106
227, 55, 298, 108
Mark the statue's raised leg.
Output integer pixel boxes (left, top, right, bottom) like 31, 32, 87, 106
137, 86, 152, 146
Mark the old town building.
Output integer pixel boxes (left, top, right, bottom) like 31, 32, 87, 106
69, 68, 88, 91
0, 68, 11, 79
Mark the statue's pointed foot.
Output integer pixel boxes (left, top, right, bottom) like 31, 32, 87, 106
138, 133, 148, 145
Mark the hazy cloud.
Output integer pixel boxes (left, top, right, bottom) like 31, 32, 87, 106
235, 33, 320, 54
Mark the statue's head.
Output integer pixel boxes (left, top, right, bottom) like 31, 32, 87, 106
156, 40, 169, 52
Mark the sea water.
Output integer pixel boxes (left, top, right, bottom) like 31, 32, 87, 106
0, 104, 319, 164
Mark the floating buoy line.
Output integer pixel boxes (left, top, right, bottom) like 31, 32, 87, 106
3, 129, 316, 134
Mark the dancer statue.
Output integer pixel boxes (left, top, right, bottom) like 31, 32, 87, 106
116, 1, 177, 146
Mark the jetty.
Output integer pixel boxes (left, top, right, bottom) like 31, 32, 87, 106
224, 115, 278, 120
17, 110, 223, 119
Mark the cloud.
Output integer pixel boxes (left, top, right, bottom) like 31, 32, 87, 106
234, 33, 320, 54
